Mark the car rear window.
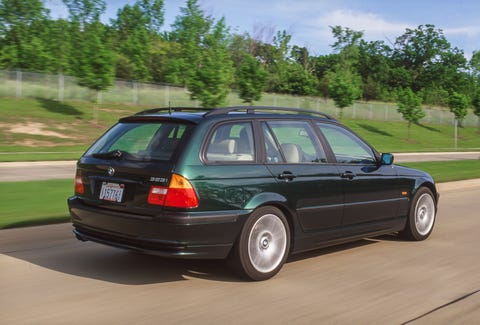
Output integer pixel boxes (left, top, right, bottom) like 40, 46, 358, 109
85, 122, 190, 161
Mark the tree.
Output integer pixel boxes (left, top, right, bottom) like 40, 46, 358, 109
357, 40, 393, 101
471, 50, 480, 76
111, 0, 164, 81
168, 0, 211, 86
265, 30, 294, 93
112, 4, 151, 80
63, 0, 113, 123
41, 19, 73, 74
448, 91, 469, 148
326, 26, 363, 117
0, 0, 51, 70
392, 24, 468, 105
327, 70, 362, 118
471, 51, 480, 128
145, 37, 177, 83
397, 88, 425, 139
274, 62, 318, 96
138, 0, 165, 33
313, 54, 338, 98
63, 0, 114, 94
448, 91, 469, 123
291, 45, 312, 71
236, 54, 267, 105
76, 22, 114, 93
187, 17, 233, 107
63, 0, 105, 26
170, 0, 233, 107
473, 92, 480, 127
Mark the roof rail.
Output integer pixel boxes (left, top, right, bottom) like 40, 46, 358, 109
134, 107, 213, 115
204, 106, 336, 120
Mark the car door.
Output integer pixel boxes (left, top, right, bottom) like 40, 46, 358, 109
317, 123, 406, 228
262, 120, 344, 233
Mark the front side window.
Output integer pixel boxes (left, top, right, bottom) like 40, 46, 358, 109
317, 123, 376, 164
265, 121, 326, 163
205, 122, 255, 162
85, 122, 189, 161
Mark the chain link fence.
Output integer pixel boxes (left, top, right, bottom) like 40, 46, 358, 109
1, 69, 478, 127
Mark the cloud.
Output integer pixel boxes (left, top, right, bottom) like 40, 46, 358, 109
306, 9, 411, 44
296, 8, 480, 55
444, 26, 480, 37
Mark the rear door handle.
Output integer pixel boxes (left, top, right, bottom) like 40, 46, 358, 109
340, 171, 355, 180
278, 171, 297, 181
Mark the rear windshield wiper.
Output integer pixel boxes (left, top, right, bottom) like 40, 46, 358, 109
92, 150, 125, 160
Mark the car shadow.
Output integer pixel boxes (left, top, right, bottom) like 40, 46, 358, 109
2, 224, 402, 284
1, 224, 242, 284
5, 242, 243, 284
287, 238, 379, 263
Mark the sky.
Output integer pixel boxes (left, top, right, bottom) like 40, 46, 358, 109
45, 0, 480, 59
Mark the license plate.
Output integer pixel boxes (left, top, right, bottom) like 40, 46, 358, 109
99, 182, 124, 202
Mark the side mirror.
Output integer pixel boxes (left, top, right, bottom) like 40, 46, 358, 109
380, 153, 394, 165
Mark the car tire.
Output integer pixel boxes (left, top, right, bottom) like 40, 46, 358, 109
401, 187, 436, 241
230, 206, 290, 281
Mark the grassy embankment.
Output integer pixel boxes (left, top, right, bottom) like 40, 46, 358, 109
0, 97, 150, 161
1, 97, 480, 161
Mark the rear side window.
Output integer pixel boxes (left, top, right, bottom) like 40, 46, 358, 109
205, 122, 255, 162
85, 122, 190, 161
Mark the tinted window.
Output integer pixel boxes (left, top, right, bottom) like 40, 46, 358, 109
266, 121, 326, 163
85, 122, 189, 161
205, 122, 255, 162
317, 123, 376, 164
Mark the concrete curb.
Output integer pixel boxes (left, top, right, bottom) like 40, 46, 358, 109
394, 151, 480, 156
0, 160, 76, 167
437, 178, 480, 193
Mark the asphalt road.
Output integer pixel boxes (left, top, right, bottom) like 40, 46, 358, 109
1, 182, 480, 324
0, 152, 479, 182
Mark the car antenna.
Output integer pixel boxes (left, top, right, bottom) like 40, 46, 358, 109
168, 102, 172, 115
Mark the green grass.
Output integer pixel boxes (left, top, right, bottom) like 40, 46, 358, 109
0, 97, 147, 161
401, 160, 480, 183
344, 119, 480, 153
1, 97, 480, 161
0, 179, 72, 229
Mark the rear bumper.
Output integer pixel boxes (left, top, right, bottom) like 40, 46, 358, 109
68, 196, 249, 259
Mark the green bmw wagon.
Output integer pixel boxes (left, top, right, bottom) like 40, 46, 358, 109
68, 106, 439, 280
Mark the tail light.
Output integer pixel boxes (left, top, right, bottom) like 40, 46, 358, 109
74, 174, 84, 194
148, 174, 198, 208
